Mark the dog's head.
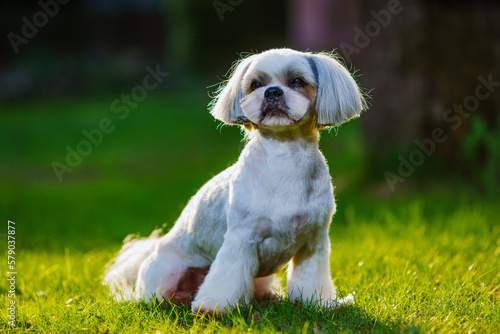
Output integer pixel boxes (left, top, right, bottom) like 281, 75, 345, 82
210, 48, 366, 130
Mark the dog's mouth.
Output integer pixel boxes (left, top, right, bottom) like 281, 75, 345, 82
260, 101, 296, 124
262, 107, 289, 118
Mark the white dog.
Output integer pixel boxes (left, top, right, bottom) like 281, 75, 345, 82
104, 48, 365, 314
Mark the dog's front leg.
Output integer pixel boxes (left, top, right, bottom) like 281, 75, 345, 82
286, 229, 338, 306
191, 229, 257, 314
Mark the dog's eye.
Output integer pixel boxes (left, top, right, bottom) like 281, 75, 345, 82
250, 81, 263, 91
289, 77, 306, 88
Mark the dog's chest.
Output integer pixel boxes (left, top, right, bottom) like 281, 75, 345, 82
245, 163, 332, 277
235, 144, 332, 219
231, 137, 334, 277
254, 212, 320, 277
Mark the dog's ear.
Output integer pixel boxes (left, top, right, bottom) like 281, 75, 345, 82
210, 55, 256, 125
307, 53, 366, 127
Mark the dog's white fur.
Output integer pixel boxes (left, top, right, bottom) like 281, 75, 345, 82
103, 48, 365, 314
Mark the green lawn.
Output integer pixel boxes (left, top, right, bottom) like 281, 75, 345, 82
1, 94, 499, 333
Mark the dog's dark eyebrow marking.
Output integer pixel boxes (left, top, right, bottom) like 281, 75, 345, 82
306, 56, 319, 85
280, 67, 304, 81
252, 71, 271, 84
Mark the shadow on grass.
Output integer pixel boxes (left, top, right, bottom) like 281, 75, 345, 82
138, 296, 415, 333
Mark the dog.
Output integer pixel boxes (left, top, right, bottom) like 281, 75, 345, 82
103, 48, 365, 315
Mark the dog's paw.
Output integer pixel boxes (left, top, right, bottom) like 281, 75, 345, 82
333, 293, 355, 310
191, 306, 223, 317
191, 298, 225, 316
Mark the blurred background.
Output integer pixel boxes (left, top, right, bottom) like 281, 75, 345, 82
1, 0, 499, 251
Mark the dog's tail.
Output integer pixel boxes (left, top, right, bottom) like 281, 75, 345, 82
103, 229, 161, 301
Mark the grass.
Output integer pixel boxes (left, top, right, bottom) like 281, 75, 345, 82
0, 94, 499, 333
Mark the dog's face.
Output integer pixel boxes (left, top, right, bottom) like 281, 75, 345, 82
211, 48, 365, 129
239, 52, 317, 128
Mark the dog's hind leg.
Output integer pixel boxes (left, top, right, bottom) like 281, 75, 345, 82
163, 266, 210, 304
133, 246, 210, 305
134, 249, 183, 302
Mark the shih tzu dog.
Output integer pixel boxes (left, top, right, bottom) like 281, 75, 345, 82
104, 48, 365, 314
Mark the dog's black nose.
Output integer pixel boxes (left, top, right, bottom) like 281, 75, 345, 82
264, 86, 283, 102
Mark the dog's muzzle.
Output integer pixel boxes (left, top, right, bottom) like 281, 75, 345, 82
261, 86, 290, 120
